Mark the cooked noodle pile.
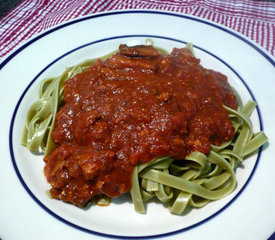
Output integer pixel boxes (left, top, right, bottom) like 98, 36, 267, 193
22, 43, 267, 214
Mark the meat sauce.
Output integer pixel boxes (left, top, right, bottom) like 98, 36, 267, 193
44, 44, 238, 207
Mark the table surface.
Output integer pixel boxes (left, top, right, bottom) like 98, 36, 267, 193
0, 0, 22, 19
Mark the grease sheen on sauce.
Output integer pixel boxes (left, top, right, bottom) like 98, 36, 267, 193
44, 44, 238, 207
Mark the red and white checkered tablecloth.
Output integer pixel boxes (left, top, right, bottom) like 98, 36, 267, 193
0, 0, 274, 59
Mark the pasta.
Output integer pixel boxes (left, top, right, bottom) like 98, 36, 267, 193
130, 101, 267, 214
21, 53, 114, 155
21, 42, 267, 215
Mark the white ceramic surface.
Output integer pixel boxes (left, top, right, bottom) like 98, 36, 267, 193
0, 10, 274, 240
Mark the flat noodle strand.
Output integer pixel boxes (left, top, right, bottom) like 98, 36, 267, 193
21, 52, 116, 154
130, 101, 267, 215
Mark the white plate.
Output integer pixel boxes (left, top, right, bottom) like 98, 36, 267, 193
0, 10, 274, 240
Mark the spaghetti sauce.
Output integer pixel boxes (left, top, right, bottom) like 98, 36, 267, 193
44, 44, 238, 207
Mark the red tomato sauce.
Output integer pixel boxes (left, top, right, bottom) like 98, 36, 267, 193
44, 44, 238, 207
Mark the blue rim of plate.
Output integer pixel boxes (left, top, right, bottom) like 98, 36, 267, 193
6, 10, 271, 239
